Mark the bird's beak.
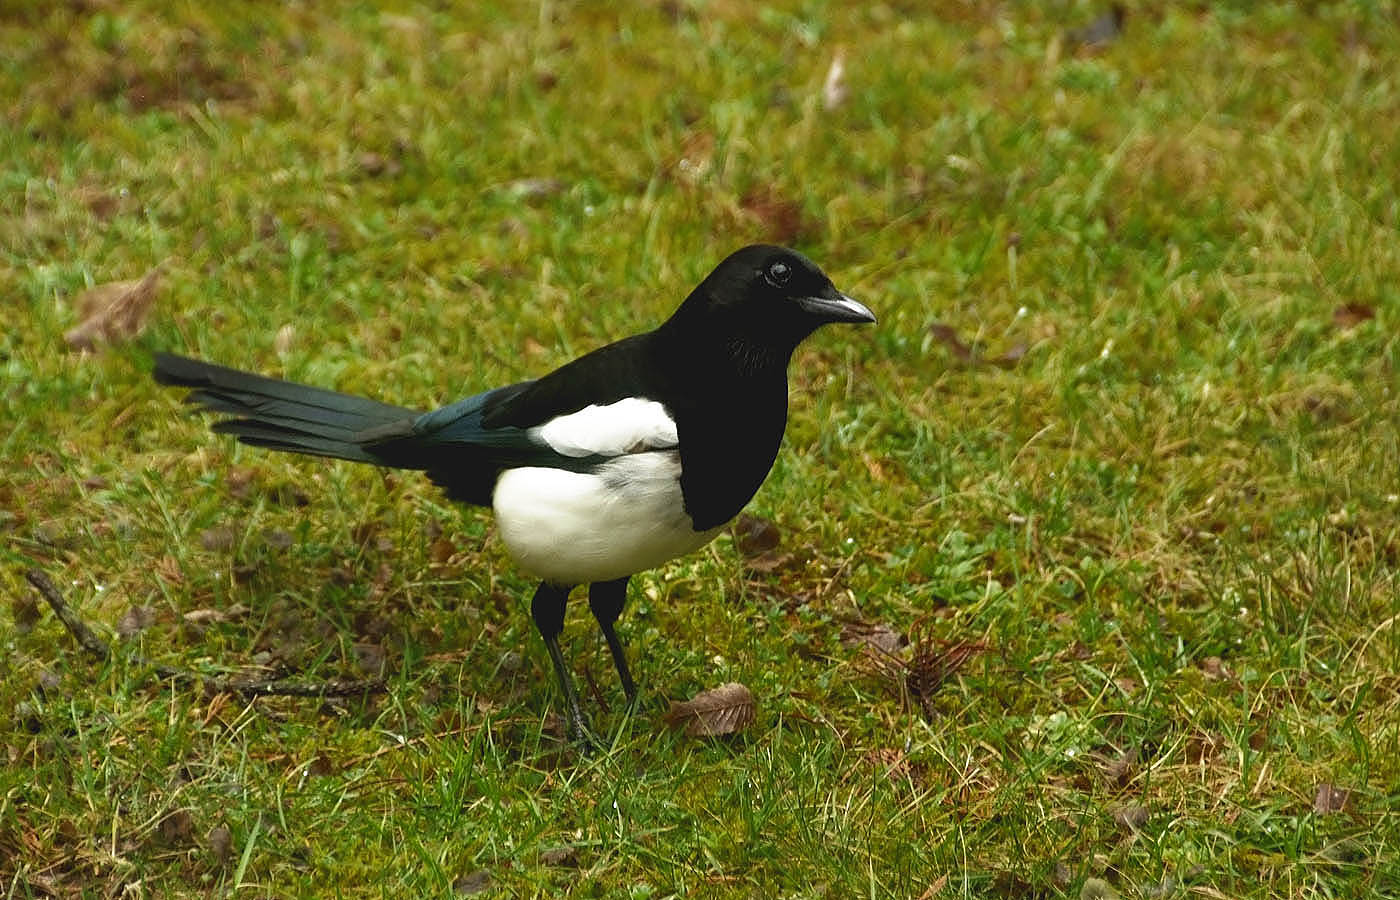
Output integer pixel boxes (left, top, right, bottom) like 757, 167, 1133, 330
798, 287, 876, 325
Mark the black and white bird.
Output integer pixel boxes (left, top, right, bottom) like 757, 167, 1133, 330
153, 244, 874, 741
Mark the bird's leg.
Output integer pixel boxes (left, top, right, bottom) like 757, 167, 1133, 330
587, 576, 637, 704
530, 581, 591, 744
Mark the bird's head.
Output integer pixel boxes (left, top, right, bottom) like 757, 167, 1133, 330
668, 245, 875, 361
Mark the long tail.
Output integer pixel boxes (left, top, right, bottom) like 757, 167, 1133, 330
153, 353, 423, 465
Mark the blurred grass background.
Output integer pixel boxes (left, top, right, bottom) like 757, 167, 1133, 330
3, 1, 1399, 896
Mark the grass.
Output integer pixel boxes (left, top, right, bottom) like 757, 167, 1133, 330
3, 0, 1400, 896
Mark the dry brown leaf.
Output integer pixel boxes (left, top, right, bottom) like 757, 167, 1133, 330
225, 466, 258, 499
207, 824, 233, 867
429, 537, 456, 566
274, 323, 296, 355
357, 151, 402, 178
454, 870, 492, 895
739, 185, 806, 245
155, 554, 183, 585
930, 323, 1029, 369
671, 130, 715, 184
200, 525, 236, 552
183, 604, 248, 627
1110, 803, 1150, 831
732, 513, 781, 557
64, 266, 161, 351
12, 593, 42, 635
841, 620, 906, 655
1101, 745, 1139, 785
665, 682, 756, 737
1314, 783, 1351, 815
1067, 5, 1125, 52
991, 343, 1029, 369
1199, 656, 1230, 680
742, 551, 798, 575
157, 809, 195, 847
929, 323, 975, 362
502, 177, 565, 201
117, 605, 158, 638
1333, 303, 1376, 330
352, 641, 387, 675
539, 846, 579, 867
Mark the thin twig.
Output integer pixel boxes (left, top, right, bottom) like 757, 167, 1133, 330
24, 568, 386, 699
26, 568, 110, 660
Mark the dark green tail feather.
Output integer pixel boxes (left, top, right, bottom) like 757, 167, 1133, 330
153, 352, 423, 465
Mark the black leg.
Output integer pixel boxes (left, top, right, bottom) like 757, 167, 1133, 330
530, 581, 591, 744
588, 576, 637, 704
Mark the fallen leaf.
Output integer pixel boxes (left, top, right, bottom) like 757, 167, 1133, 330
1198, 656, 1231, 681
539, 846, 578, 867
12, 593, 41, 635
672, 130, 715, 184
351, 521, 379, 547
37, 668, 61, 693
732, 513, 781, 557
915, 874, 949, 900
183, 604, 248, 627
304, 753, 335, 777
1314, 783, 1351, 815
155, 554, 183, 585
358, 151, 402, 178
1333, 303, 1375, 330
1184, 731, 1219, 764
454, 870, 492, 895
1110, 803, 1150, 831
352, 642, 387, 675
740, 185, 807, 245
930, 323, 1029, 369
991, 343, 1029, 369
840, 621, 906, 655
274, 323, 295, 355
207, 824, 233, 866
117, 605, 158, 638
665, 682, 756, 737
863, 747, 914, 783
742, 551, 798, 575
822, 48, 848, 110
226, 466, 258, 499
929, 323, 975, 363
64, 266, 161, 351
429, 537, 456, 566
1067, 5, 1125, 52
1101, 746, 1139, 785
502, 177, 565, 201
200, 525, 237, 552
1080, 877, 1121, 900
157, 809, 195, 847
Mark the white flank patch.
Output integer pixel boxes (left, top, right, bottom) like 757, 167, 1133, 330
493, 451, 722, 585
530, 397, 677, 458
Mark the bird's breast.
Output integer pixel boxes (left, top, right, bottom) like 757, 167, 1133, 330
492, 450, 722, 585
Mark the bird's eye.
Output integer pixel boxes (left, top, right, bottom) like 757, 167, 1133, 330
766, 261, 791, 286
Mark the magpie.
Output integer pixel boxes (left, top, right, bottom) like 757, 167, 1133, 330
153, 244, 874, 741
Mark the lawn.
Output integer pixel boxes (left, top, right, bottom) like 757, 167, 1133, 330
3, 1, 1399, 896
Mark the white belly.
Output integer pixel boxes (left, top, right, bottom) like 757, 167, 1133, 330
492, 451, 724, 585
